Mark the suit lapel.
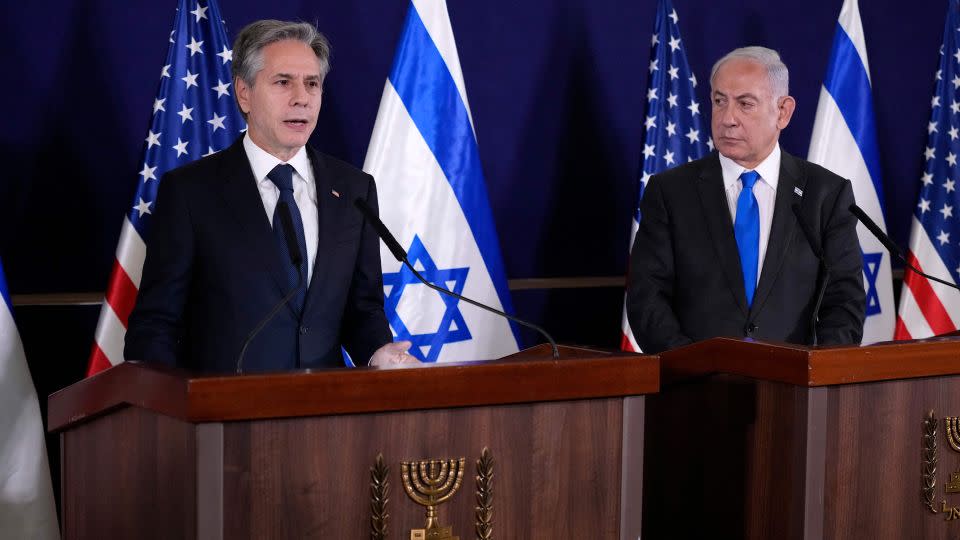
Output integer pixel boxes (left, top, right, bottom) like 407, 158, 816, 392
750, 151, 806, 317
696, 154, 749, 316
302, 147, 348, 315
217, 139, 294, 307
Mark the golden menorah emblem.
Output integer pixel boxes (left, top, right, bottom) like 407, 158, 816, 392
946, 417, 960, 453
400, 457, 466, 540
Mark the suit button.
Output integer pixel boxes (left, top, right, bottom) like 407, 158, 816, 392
744, 323, 757, 335
299, 326, 309, 335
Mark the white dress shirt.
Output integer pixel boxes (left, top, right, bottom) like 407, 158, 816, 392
243, 134, 319, 283
719, 143, 781, 285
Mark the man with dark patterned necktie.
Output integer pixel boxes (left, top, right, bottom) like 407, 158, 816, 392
627, 46, 865, 353
125, 20, 415, 372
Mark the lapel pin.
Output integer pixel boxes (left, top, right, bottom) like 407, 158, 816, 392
331, 189, 340, 198
793, 186, 803, 197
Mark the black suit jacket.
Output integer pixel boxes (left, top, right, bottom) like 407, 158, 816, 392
626, 150, 865, 353
124, 137, 392, 373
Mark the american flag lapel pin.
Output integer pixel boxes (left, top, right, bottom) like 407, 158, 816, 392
331, 189, 340, 198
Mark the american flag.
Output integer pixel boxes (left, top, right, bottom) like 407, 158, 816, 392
620, 0, 709, 351
87, 0, 245, 375
896, 0, 960, 340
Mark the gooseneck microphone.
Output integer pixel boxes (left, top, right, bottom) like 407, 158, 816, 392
236, 202, 305, 374
849, 204, 960, 292
353, 197, 561, 359
792, 204, 831, 346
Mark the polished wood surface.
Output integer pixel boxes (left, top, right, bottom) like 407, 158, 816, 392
221, 399, 624, 539
822, 375, 960, 539
660, 336, 960, 386
649, 338, 960, 539
60, 407, 197, 539
51, 345, 655, 539
644, 375, 812, 539
49, 344, 658, 430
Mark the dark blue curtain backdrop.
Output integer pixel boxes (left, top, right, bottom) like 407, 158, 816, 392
0, 0, 947, 351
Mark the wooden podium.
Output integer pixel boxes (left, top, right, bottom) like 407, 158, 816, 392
49, 345, 657, 540
643, 337, 960, 540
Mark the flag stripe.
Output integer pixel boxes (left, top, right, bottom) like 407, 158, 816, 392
86, 343, 114, 376
115, 218, 147, 288
896, 283, 934, 339
92, 301, 128, 367
387, 4, 517, 336
0, 259, 10, 312
904, 253, 957, 335
104, 261, 138, 327
822, 22, 885, 206
893, 315, 914, 341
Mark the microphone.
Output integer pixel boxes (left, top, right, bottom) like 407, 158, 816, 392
353, 197, 561, 359
236, 202, 305, 374
849, 203, 960, 291
792, 204, 831, 346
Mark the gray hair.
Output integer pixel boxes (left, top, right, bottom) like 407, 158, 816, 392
710, 46, 789, 98
231, 20, 331, 117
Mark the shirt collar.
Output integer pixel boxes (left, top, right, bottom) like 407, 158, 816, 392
719, 143, 781, 190
243, 134, 311, 183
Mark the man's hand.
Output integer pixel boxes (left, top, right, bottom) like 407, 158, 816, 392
368, 340, 419, 367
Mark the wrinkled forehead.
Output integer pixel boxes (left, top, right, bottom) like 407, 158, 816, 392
260, 40, 323, 77
710, 58, 774, 97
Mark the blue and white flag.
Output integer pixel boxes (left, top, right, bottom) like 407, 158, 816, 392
364, 0, 520, 362
0, 260, 59, 539
621, 0, 709, 352
808, 0, 894, 344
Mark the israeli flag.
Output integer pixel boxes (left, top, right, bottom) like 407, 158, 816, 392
0, 260, 59, 539
808, 0, 894, 344
364, 0, 520, 362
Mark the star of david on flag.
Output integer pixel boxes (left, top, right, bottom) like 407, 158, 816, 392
364, 0, 520, 363
87, 0, 245, 375
382, 236, 472, 361
897, 0, 960, 340
808, 0, 894, 344
621, 0, 708, 352
861, 251, 883, 316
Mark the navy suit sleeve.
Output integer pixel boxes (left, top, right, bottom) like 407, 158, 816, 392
815, 178, 865, 345
626, 175, 694, 353
341, 175, 392, 364
124, 171, 194, 365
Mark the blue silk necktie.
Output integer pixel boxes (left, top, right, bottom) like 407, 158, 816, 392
734, 170, 760, 307
267, 163, 308, 314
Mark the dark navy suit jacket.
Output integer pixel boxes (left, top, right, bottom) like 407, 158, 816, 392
627, 150, 865, 354
124, 137, 392, 373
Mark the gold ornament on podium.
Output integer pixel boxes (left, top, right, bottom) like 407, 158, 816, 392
946, 416, 960, 453
401, 458, 466, 540
370, 453, 390, 540
923, 411, 939, 513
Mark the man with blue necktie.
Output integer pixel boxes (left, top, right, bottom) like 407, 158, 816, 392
627, 46, 865, 353
125, 20, 416, 372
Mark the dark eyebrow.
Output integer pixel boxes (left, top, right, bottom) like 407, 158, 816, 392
711, 90, 760, 102
272, 72, 321, 81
